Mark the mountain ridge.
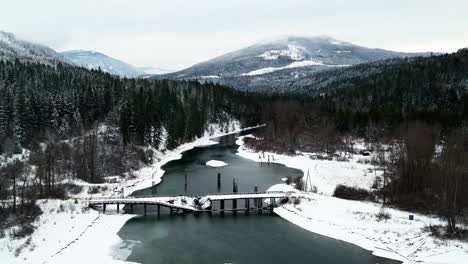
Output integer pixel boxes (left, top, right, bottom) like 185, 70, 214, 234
151, 35, 434, 93
0, 30, 69, 65
61, 50, 144, 77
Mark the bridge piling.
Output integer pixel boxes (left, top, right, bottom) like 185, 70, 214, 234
117, 204, 120, 213
157, 204, 160, 216
220, 200, 225, 216
144, 203, 147, 216
270, 198, 274, 214
217, 173, 221, 190
245, 198, 250, 215
258, 198, 262, 214
130, 204, 134, 214
103, 204, 106, 214
233, 199, 237, 215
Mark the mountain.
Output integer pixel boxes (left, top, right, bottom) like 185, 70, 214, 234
0, 31, 68, 65
61, 50, 144, 78
152, 35, 432, 93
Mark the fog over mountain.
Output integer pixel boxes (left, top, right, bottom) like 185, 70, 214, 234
0, 31, 68, 65
62, 50, 144, 77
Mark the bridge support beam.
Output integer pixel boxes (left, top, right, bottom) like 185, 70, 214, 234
270, 198, 274, 214
220, 200, 225, 216
130, 204, 134, 214
169, 207, 173, 216
233, 199, 237, 215
144, 203, 147, 216
103, 204, 106, 214
157, 204, 160, 216
117, 204, 120, 213
258, 198, 262, 214
245, 199, 250, 215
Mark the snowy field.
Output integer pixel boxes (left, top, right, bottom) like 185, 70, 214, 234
237, 135, 468, 264
0, 200, 134, 264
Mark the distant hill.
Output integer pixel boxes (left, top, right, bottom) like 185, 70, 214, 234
61, 50, 144, 77
152, 35, 433, 93
0, 31, 68, 65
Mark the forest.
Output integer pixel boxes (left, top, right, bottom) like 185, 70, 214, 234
0, 60, 260, 220
1, 48, 467, 234
251, 50, 467, 233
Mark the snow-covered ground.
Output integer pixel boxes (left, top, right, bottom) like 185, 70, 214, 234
0, 200, 134, 264
237, 135, 468, 264
240, 59, 349, 76
0, 123, 263, 264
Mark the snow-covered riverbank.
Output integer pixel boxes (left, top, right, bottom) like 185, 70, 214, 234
237, 135, 468, 264
0, 200, 135, 264
0, 124, 263, 264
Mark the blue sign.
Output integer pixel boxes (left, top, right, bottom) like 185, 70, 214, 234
409, 214, 414, 221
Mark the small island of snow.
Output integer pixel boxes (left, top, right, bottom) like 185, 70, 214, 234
206, 160, 227, 167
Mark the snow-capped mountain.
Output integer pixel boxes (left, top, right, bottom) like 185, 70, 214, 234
0, 31, 68, 65
153, 35, 432, 93
61, 50, 144, 78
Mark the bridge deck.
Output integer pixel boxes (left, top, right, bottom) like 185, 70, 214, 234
89, 191, 292, 213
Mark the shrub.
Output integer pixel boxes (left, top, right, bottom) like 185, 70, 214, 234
333, 185, 370, 201
376, 207, 391, 221
293, 197, 301, 206
293, 177, 305, 191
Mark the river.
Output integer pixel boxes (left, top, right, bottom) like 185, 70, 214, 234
116, 132, 400, 264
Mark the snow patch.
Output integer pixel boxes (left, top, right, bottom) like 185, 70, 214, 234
199, 75, 220, 79
258, 45, 305, 61
241, 60, 349, 76
206, 160, 227, 167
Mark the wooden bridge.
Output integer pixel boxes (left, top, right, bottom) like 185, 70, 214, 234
88, 191, 293, 216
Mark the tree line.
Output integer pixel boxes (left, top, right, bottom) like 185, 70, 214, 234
254, 50, 467, 232
0, 59, 260, 215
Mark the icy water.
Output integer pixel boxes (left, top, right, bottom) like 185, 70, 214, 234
117, 132, 400, 264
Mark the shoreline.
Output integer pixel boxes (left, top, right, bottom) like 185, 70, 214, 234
0, 124, 262, 264
236, 135, 468, 264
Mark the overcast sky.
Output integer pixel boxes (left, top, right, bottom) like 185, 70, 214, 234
1, 0, 467, 70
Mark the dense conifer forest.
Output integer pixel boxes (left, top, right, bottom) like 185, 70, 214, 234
252, 50, 468, 232
0, 49, 467, 233
0, 60, 260, 218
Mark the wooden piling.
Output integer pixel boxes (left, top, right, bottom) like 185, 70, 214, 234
258, 198, 262, 214
270, 198, 274, 214
233, 199, 237, 215
117, 203, 120, 213
130, 204, 134, 214
233, 178, 238, 193
157, 204, 160, 216
144, 203, 147, 216
103, 204, 106, 214
220, 200, 225, 216
217, 173, 221, 190
184, 174, 188, 193
245, 198, 250, 215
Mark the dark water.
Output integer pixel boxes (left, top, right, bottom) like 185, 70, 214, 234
117, 133, 400, 264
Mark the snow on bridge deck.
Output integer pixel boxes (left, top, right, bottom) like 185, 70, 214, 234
88, 191, 293, 212
205, 192, 292, 200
